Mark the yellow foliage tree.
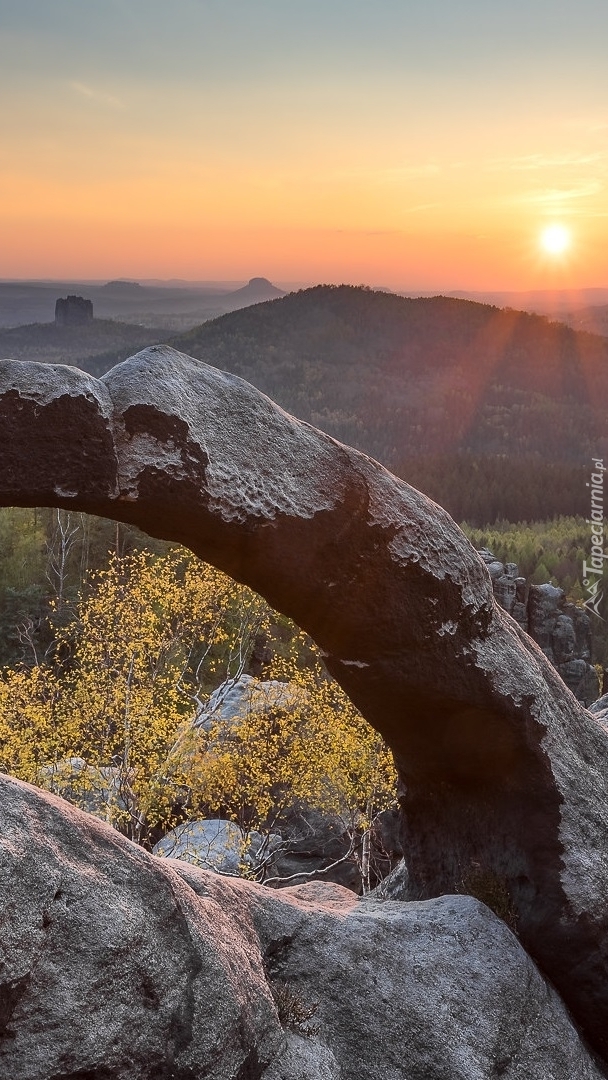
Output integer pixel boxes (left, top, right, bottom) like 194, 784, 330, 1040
170, 645, 397, 890
0, 548, 271, 842
0, 546, 397, 886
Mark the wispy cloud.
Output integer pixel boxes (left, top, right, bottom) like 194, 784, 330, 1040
487, 152, 604, 172
508, 180, 604, 213
69, 81, 124, 109
521, 180, 603, 203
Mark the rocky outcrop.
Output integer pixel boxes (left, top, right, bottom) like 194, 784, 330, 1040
528, 584, 599, 703
223, 277, 286, 308
477, 548, 528, 625
0, 773, 282, 1079
479, 549, 600, 704
0, 773, 603, 1080
54, 294, 93, 325
1, 347, 608, 1058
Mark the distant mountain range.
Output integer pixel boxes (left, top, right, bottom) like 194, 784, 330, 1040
0, 277, 285, 331
560, 305, 608, 338
432, 287, 608, 315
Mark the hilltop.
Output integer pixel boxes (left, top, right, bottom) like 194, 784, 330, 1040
220, 276, 285, 308
171, 285, 608, 523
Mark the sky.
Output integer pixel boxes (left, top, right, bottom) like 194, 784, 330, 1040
1, 0, 608, 290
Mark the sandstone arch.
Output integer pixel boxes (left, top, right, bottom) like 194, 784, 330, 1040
1, 346, 608, 1060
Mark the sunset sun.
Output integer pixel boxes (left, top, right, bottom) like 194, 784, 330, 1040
540, 223, 571, 256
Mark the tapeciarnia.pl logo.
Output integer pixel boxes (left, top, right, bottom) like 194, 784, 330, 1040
582, 457, 606, 620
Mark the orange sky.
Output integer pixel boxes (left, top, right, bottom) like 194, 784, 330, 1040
1, 1, 608, 290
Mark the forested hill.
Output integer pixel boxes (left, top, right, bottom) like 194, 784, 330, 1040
172, 285, 608, 524
0, 318, 162, 374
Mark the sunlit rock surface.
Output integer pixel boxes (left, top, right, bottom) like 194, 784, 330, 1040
2, 348, 608, 1059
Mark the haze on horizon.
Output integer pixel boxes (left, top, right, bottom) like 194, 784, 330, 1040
1, 0, 608, 292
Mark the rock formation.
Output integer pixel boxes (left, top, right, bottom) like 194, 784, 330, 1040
54, 294, 94, 326
1, 346, 608, 1061
480, 548, 599, 704
0, 772, 603, 1080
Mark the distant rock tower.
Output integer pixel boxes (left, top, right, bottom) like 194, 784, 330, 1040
55, 295, 93, 326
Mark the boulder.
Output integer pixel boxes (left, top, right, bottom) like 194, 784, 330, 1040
589, 692, 608, 717
153, 816, 279, 875
0, 772, 603, 1080
2, 348, 608, 1057
368, 856, 411, 900
194, 673, 304, 731
370, 805, 404, 876
560, 658, 600, 703
268, 804, 403, 892
269, 805, 362, 891
0, 773, 282, 1080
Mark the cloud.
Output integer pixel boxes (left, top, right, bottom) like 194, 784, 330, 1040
487, 152, 604, 172
68, 81, 124, 109
505, 180, 604, 213
520, 180, 603, 204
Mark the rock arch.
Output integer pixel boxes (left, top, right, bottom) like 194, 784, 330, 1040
1, 346, 608, 1060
